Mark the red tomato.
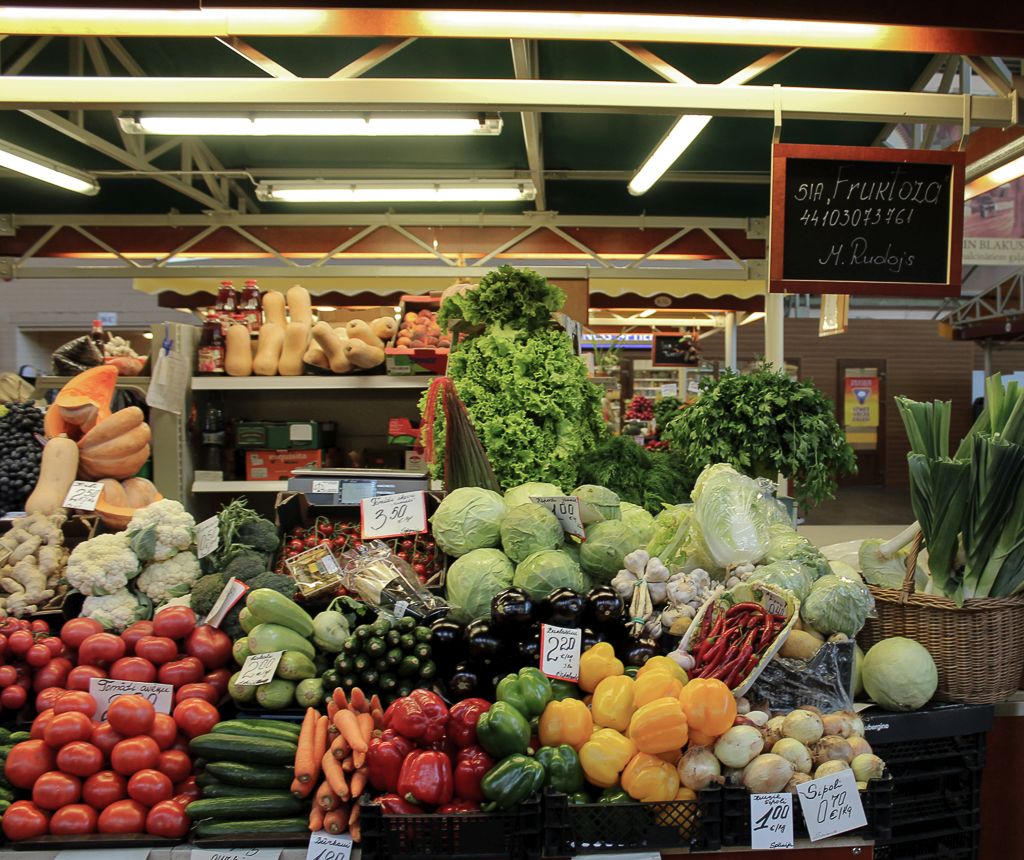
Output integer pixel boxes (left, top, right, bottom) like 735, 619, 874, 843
78, 633, 126, 667
98, 798, 147, 834
67, 665, 107, 692
149, 713, 177, 751
174, 683, 218, 705
32, 657, 72, 692
30, 708, 54, 740
110, 736, 160, 776
172, 775, 200, 801
7, 630, 33, 657
172, 698, 219, 739
134, 636, 178, 666
4, 739, 56, 789
42, 637, 64, 658
25, 643, 52, 668
146, 799, 189, 839
120, 620, 155, 655
35, 687, 63, 713
108, 694, 155, 736
1, 684, 27, 711
185, 625, 232, 670
43, 711, 94, 748
91, 722, 124, 758
127, 768, 173, 806
50, 803, 98, 836
61, 617, 104, 650
30, 620, 49, 634
152, 607, 197, 640
83, 770, 127, 810
170, 734, 190, 753
2, 801, 50, 841
56, 742, 104, 778
156, 749, 192, 784
32, 770, 81, 810
0, 665, 17, 687
204, 668, 232, 697
109, 657, 157, 683
53, 690, 98, 718
158, 656, 204, 688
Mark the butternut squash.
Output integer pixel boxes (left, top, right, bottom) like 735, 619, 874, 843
312, 322, 351, 373
24, 435, 79, 515
121, 477, 159, 508
369, 317, 398, 343
76, 407, 144, 451
253, 322, 285, 376
278, 322, 310, 376
78, 422, 152, 480
224, 324, 253, 377
286, 285, 312, 325
343, 339, 385, 370
346, 319, 385, 350
262, 291, 287, 329
96, 480, 162, 530
43, 365, 118, 440
303, 342, 330, 371
98, 478, 128, 508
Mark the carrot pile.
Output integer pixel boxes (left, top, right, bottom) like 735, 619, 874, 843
291, 686, 385, 842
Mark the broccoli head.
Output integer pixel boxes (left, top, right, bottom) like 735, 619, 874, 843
248, 571, 297, 598
190, 573, 227, 617
236, 518, 280, 554
222, 550, 268, 584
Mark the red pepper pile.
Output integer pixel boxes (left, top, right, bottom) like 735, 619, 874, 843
367, 691, 493, 815
690, 601, 787, 688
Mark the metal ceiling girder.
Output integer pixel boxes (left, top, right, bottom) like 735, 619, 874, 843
0, 34, 53, 76
216, 36, 297, 79
964, 55, 1014, 97
871, 53, 953, 146
2, 76, 1014, 127
330, 38, 417, 79
947, 271, 1024, 327
510, 38, 546, 211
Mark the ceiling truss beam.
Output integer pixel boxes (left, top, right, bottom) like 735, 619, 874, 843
216, 36, 297, 79
1, 34, 53, 76
330, 38, 417, 79
510, 38, 545, 211
871, 53, 951, 146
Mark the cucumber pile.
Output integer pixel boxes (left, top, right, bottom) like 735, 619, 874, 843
0, 728, 29, 818
322, 614, 436, 705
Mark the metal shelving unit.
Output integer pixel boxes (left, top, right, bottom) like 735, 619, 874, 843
192, 480, 288, 493
191, 375, 432, 391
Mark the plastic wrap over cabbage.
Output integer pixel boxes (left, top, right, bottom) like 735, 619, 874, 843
690, 464, 770, 569
800, 574, 875, 638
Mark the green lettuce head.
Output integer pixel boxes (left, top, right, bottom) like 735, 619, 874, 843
504, 482, 563, 509
431, 487, 508, 557
445, 548, 515, 621
579, 520, 645, 582
573, 485, 622, 525
500, 503, 565, 563
513, 549, 586, 599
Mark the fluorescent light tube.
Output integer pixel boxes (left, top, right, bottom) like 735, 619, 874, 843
0, 137, 99, 195
628, 115, 713, 196
256, 180, 536, 203
965, 153, 1024, 201
120, 113, 503, 137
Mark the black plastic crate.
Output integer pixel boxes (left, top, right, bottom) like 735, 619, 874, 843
720, 773, 893, 847
543, 787, 721, 855
862, 703, 993, 745
360, 794, 543, 860
875, 824, 981, 860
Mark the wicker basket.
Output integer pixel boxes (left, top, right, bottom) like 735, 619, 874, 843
858, 533, 1024, 704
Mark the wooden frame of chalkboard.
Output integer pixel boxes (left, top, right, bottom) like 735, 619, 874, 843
769, 144, 965, 297
651, 332, 700, 367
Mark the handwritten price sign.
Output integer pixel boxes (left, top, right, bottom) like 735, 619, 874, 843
88, 678, 173, 721
530, 495, 586, 539
62, 480, 104, 512
195, 516, 220, 560
236, 651, 284, 687
540, 623, 582, 682
796, 768, 867, 841
305, 831, 352, 860
192, 848, 281, 860
750, 793, 794, 849
360, 491, 428, 540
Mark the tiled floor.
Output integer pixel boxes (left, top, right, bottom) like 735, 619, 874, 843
802, 485, 914, 525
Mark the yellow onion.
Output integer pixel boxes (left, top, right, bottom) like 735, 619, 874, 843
678, 747, 723, 790
821, 712, 854, 738
851, 753, 886, 783
847, 736, 873, 758
762, 716, 786, 750
742, 754, 795, 793
786, 773, 813, 793
782, 709, 824, 745
772, 737, 813, 774
814, 760, 850, 779
714, 725, 764, 769
812, 736, 853, 768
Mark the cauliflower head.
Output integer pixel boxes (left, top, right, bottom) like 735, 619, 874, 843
82, 588, 152, 632
66, 533, 141, 596
127, 500, 195, 562
137, 551, 201, 603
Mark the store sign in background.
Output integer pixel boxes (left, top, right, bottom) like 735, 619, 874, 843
844, 377, 880, 428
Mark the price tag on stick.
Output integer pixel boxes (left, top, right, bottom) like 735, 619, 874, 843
306, 831, 353, 860
530, 495, 586, 540
750, 793, 794, 850
796, 768, 867, 841
360, 490, 428, 540
62, 480, 104, 512
195, 515, 220, 560
236, 651, 284, 687
205, 577, 249, 628
540, 623, 582, 681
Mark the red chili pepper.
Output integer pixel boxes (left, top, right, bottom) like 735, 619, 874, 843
447, 698, 492, 749
758, 618, 777, 650
398, 749, 454, 807
366, 728, 416, 793
453, 745, 493, 802
725, 602, 767, 618
698, 607, 714, 640
716, 645, 754, 685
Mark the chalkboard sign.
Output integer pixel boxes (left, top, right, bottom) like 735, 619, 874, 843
770, 144, 965, 297
651, 333, 699, 367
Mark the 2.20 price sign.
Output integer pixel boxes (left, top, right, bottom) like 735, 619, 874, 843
540, 623, 582, 682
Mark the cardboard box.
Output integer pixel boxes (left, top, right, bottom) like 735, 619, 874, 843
388, 294, 450, 376
245, 449, 323, 481
236, 421, 321, 450
404, 450, 426, 470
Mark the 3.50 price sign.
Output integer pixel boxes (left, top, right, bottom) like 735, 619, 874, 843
540, 623, 582, 682
360, 491, 428, 540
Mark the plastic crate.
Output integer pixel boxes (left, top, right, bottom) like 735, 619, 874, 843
360, 794, 542, 860
861, 703, 993, 745
874, 824, 980, 860
720, 773, 893, 847
873, 732, 986, 776
543, 787, 722, 855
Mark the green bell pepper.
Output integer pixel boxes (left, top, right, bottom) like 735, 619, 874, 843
568, 791, 590, 805
481, 754, 545, 810
597, 788, 631, 804
623, 666, 640, 679
496, 667, 553, 719
476, 701, 532, 758
550, 679, 581, 701
535, 744, 583, 794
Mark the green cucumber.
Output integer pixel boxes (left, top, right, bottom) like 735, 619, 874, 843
187, 794, 304, 820
195, 817, 310, 837
189, 734, 297, 766
201, 784, 297, 800
204, 761, 295, 788
0, 800, 10, 814
226, 718, 302, 737
0, 787, 14, 802
247, 623, 315, 661
247, 588, 315, 638
7, 732, 28, 743
211, 720, 300, 744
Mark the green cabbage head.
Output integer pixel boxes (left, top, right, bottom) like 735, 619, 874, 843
620, 502, 656, 545
573, 485, 622, 525
431, 487, 507, 557
445, 548, 515, 620
579, 520, 645, 582
513, 550, 586, 599
862, 636, 937, 711
747, 559, 815, 602
500, 503, 565, 563
800, 574, 874, 638
504, 482, 564, 508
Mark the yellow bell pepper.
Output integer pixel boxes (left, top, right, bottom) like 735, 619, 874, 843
657, 748, 682, 765
621, 752, 680, 802
591, 675, 635, 732
538, 697, 593, 751
632, 668, 683, 708
675, 787, 697, 800
655, 786, 699, 837
579, 728, 637, 788
579, 642, 624, 693
628, 696, 689, 754
637, 656, 688, 685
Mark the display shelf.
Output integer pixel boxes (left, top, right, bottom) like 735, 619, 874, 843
191, 375, 433, 391
192, 480, 288, 493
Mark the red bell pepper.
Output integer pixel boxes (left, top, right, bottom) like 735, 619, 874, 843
453, 745, 494, 803
397, 749, 454, 807
437, 799, 480, 814
447, 698, 491, 748
374, 794, 421, 815
366, 728, 416, 793
386, 689, 450, 743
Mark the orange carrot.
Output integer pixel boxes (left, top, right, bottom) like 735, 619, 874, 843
330, 735, 348, 760
294, 708, 318, 784
292, 775, 315, 800
322, 749, 350, 800
341, 754, 354, 773
369, 693, 382, 713
356, 712, 373, 749
352, 749, 366, 769
323, 806, 348, 835
350, 687, 368, 713
349, 801, 361, 842
335, 708, 367, 752
309, 804, 324, 832
327, 700, 338, 723
350, 768, 367, 799
371, 707, 385, 729
315, 779, 337, 811
333, 688, 348, 710
312, 715, 329, 778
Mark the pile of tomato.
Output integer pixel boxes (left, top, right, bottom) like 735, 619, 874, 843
0, 618, 71, 716
1, 690, 211, 841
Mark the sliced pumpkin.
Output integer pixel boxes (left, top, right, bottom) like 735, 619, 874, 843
43, 365, 118, 440
95, 478, 162, 530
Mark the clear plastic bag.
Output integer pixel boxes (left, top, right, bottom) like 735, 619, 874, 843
52, 336, 104, 375
342, 541, 448, 622
747, 639, 856, 714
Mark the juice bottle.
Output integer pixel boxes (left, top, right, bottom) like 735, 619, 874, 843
197, 311, 226, 374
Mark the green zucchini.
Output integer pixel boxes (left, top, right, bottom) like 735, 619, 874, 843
211, 720, 300, 744
247, 623, 315, 661
189, 734, 297, 767
0, 787, 14, 802
227, 718, 302, 737
205, 761, 295, 788
195, 817, 310, 837
187, 794, 304, 820
247, 588, 315, 638
201, 783, 296, 800
0, 799, 10, 814
7, 731, 28, 743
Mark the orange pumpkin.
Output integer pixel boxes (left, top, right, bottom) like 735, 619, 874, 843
678, 678, 737, 738
94, 477, 162, 530
43, 365, 118, 440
